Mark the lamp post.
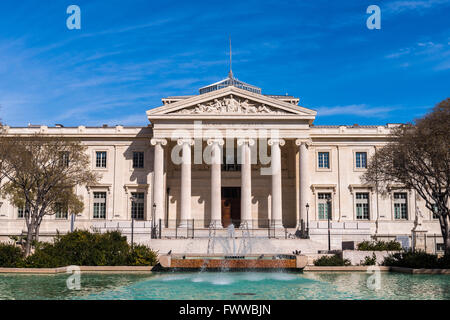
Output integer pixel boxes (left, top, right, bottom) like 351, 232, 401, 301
305, 203, 310, 239
152, 203, 157, 239
131, 214, 135, 250
70, 213, 76, 233
327, 198, 331, 251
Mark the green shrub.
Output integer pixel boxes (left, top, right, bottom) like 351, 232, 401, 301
23, 230, 158, 268
314, 254, 351, 266
0, 243, 24, 267
128, 245, 158, 266
381, 250, 450, 269
360, 253, 377, 266
357, 240, 402, 251
438, 254, 450, 268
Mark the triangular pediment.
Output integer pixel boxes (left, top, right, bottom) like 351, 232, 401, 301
147, 86, 316, 120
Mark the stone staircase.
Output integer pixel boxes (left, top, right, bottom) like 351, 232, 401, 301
141, 237, 327, 255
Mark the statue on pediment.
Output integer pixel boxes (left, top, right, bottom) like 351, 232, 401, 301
258, 104, 272, 113
241, 99, 258, 113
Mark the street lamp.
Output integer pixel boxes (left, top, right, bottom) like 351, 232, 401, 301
327, 198, 331, 252
305, 203, 310, 239
131, 214, 135, 250
131, 195, 135, 250
70, 212, 76, 233
151, 203, 157, 239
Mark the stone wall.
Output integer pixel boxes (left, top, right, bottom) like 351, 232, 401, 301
342, 250, 396, 265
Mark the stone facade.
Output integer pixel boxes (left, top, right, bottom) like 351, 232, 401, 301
0, 81, 443, 251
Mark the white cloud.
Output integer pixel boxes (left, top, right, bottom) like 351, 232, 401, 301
386, 0, 450, 13
385, 48, 412, 59
384, 39, 450, 70
434, 60, 450, 70
316, 104, 395, 118
82, 113, 147, 127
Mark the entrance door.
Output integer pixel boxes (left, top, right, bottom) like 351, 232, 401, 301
221, 187, 241, 228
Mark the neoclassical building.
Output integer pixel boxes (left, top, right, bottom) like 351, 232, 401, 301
0, 75, 443, 252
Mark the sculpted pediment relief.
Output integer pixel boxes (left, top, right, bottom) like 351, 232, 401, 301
169, 96, 292, 115
147, 86, 317, 119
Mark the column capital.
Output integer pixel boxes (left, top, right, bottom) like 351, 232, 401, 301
207, 138, 225, 146
295, 139, 312, 147
177, 138, 195, 146
237, 138, 255, 146
150, 138, 167, 146
268, 138, 285, 146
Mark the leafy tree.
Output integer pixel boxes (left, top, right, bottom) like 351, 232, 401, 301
363, 98, 450, 255
0, 134, 99, 256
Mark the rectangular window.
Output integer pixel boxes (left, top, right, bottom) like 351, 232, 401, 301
432, 192, 445, 219
60, 151, 70, 167
54, 202, 68, 220
356, 193, 370, 220
93, 192, 106, 219
318, 152, 330, 169
131, 192, 145, 220
318, 193, 332, 220
394, 193, 408, 220
18, 206, 29, 219
96, 151, 107, 168
133, 152, 144, 169
355, 152, 367, 169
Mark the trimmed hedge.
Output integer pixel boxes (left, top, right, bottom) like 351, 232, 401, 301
0, 230, 158, 268
357, 240, 402, 251
382, 251, 450, 269
314, 254, 351, 266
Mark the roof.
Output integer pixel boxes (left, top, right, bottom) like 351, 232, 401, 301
198, 74, 261, 95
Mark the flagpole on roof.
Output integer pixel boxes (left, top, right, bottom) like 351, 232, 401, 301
228, 36, 233, 79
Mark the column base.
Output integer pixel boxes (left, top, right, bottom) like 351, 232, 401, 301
177, 220, 191, 228
208, 220, 223, 229
239, 220, 253, 229
271, 220, 284, 229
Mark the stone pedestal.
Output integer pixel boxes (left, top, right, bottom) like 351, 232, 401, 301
412, 229, 428, 252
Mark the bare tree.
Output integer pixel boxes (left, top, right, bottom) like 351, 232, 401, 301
363, 98, 450, 255
0, 134, 99, 256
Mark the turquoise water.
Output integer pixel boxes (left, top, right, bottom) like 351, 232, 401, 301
0, 272, 449, 300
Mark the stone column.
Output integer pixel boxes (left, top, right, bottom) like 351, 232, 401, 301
268, 138, 285, 228
237, 138, 254, 228
208, 138, 224, 228
296, 139, 311, 230
178, 138, 194, 227
150, 138, 167, 223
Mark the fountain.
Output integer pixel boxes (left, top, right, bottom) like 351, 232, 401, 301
157, 224, 307, 271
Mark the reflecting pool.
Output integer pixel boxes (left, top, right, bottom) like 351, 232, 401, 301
1, 272, 449, 300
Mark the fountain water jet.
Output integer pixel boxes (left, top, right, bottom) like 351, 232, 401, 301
156, 224, 308, 272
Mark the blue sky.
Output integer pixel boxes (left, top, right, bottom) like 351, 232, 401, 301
0, 0, 449, 127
